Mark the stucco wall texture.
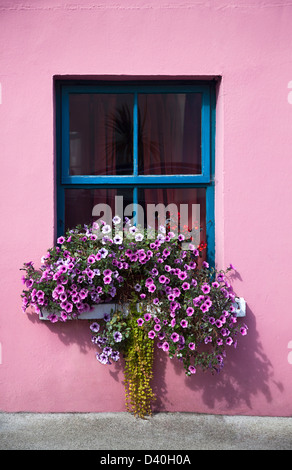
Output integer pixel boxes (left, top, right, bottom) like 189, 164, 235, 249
1, 0, 292, 416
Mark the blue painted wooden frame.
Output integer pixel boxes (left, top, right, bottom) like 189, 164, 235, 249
56, 81, 216, 264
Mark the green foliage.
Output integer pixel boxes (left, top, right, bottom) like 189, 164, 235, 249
123, 304, 155, 419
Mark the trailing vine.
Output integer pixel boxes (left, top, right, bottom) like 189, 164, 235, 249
123, 304, 155, 419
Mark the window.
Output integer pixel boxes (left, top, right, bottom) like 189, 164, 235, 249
56, 81, 215, 263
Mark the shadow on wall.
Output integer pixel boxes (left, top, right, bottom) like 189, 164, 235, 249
26, 304, 283, 413
27, 311, 97, 356
156, 306, 284, 413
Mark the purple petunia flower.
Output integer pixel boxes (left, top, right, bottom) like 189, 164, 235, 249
162, 341, 170, 351
103, 313, 111, 322
96, 353, 109, 365
90, 322, 100, 333
201, 283, 211, 294
148, 330, 156, 339
180, 319, 188, 328
178, 271, 187, 281
171, 332, 180, 342
188, 342, 196, 350
87, 255, 96, 264
103, 275, 112, 284
173, 287, 181, 298
158, 275, 166, 284
182, 282, 190, 290
200, 303, 209, 313
137, 318, 144, 326
144, 313, 151, 321
188, 365, 196, 374
48, 313, 59, 323
240, 326, 248, 336
111, 350, 120, 362
148, 284, 156, 292
103, 346, 113, 356
113, 331, 122, 342
186, 307, 194, 316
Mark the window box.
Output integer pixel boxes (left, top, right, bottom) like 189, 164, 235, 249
39, 298, 246, 321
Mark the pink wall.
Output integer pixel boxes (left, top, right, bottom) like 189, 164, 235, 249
1, 0, 292, 416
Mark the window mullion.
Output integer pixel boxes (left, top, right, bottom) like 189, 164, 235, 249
133, 93, 139, 225
133, 92, 138, 177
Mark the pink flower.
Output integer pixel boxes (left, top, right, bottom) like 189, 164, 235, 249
188, 365, 196, 374
162, 342, 169, 351
201, 283, 211, 294
48, 313, 59, 323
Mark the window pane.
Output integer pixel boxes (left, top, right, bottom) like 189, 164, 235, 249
137, 187, 206, 257
65, 188, 133, 231
69, 94, 134, 175
138, 93, 201, 175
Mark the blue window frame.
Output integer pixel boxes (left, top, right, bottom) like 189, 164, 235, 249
56, 81, 215, 264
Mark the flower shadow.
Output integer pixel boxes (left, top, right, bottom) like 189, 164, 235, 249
179, 306, 282, 412
26, 310, 95, 355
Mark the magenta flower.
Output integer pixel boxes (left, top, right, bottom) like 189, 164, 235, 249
103, 275, 112, 284
182, 282, 190, 290
201, 283, 210, 294
171, 332, 179, 342
162, 341, 169, 351
188, 342, 196, 350
137, 318, 144, 326
173, 287, 181, 298
186, 307, 194, 316
148, 330, 156, 339
178, 271, 187, 281
240, 326, 248, 336
188, 365, 196, 374
148, 284, 156, 293
158, 275, 166, 284
90, 322, 100, 333
180, 319, 188, 328
48, 313, 59, 323
145, 277, 154, 286
200, 303, 209, 313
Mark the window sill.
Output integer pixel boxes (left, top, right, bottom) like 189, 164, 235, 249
39, 298, 246, 321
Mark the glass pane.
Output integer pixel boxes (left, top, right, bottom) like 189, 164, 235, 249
137, 187, 206, 257
138, 93, 201, 175
65, 188, 133, 231
69, 94, 134, 175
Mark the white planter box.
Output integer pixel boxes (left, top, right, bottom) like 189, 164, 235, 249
40, 303, 123, 320
40, 298, 246, 321
233, 297, 246, 317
